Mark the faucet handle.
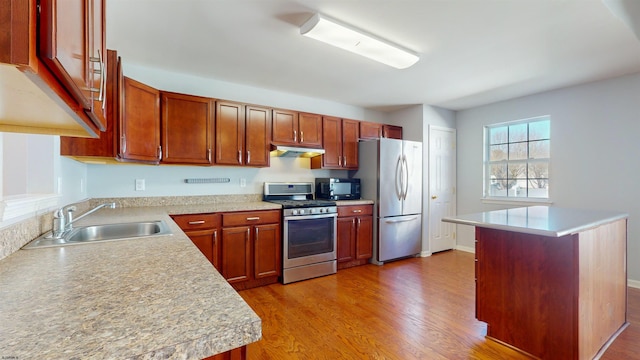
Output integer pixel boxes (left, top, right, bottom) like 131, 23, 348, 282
65, 206, 77, 225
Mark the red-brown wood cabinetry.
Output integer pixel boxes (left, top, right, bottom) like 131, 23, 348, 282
359, 121, 382, 140
171, 213, 221, 269
216, 101, 270, 167
382, 124, 403, 139
272, 109, 322, 148
161, 92, 214, 165
120, 77, 161, 163
221, 210, 281, 290
337, 204, 373, 269
311, 117, 359, 169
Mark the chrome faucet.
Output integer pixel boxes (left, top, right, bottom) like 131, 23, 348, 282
51, 202, 117, 238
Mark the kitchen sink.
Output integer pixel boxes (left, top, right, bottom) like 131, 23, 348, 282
23, 220, 172, 249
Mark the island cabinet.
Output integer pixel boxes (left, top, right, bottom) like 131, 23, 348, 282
204, 347, 246, 360
311, 117, 359, 170
161, 92, 214, 165
171, 213, 221, 269
445, 206, 628, 360
336, 204, 373, 269
221, 210, 281, 290
216, 101, 271, 167
272, 109, 323, 148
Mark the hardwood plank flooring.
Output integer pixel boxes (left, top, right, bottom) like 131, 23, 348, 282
239, 250, 640, 359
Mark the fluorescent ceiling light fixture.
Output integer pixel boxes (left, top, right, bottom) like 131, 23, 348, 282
300, 13, 419, 69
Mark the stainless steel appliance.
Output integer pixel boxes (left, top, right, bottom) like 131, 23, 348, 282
315, 177, 361, 200
355, 138, 423, 264
263, 182, 337, 284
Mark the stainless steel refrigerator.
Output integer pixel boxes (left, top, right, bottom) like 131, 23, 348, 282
355, 138, 422, 264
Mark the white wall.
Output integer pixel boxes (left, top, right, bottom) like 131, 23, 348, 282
456, 72, 640, 281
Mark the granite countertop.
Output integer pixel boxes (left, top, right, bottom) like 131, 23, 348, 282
0, 204, 271, 359
442, 205, 628, 237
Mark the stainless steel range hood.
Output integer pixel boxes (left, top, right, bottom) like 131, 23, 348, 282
270, 145, 325, 158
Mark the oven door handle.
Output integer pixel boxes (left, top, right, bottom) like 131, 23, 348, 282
284, 213, 337, 221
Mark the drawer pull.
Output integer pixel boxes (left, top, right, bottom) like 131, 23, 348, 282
246, 217, 260, 221
352, 209, 362, 213
188, 220, 206, 225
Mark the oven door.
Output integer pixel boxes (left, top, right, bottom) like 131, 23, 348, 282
283, 213, 337, 269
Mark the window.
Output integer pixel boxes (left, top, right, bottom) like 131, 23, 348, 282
484, 116, 550, 199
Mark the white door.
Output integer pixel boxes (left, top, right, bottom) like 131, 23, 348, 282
429, 126, 456, 253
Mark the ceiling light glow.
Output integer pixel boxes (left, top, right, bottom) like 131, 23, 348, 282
300, 13, 419, 69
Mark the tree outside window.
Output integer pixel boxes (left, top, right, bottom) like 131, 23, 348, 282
485, 116, 550, 199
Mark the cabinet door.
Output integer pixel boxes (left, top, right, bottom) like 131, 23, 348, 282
360, 121, 382, 140
120, 77, 161, 163
245, 106, 271, 167
342, 119, 359, 169
337, 217, 356, 263
185, 229, 220, 270
253, 223, 281, 279
216, 101, 245, 165
298, 112, 323, 148
383, 125, 403, 139
356, 216, 373, 260
320, 116, 342, 168
161, 92, 214, 164
272, 109, 298, 145
221, 226, 251, 283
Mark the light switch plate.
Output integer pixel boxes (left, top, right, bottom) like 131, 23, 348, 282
135, 179, 145, 191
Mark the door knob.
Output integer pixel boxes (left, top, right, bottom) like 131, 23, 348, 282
431, 195, 438, 199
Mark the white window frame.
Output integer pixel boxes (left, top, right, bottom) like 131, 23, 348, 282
482, 115, 551, 205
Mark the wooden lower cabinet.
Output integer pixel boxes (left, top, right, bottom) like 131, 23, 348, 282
336, 205, 373, 269
221, 210, 281, 290
171, 213, 221, 269
203, 345, 246, 360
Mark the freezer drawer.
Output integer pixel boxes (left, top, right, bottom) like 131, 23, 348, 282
378, 214, 422, 262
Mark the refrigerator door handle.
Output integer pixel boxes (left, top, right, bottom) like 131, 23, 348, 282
384, 216, 420, 223
402, 156, 409, 200
395, 156, 403, 200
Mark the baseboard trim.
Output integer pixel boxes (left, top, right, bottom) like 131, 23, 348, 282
455, 245, 475, 254
628, 279, 640, 289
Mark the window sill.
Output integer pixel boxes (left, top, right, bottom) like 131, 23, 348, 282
0, 194, 61, 222
481, 197, 553, 207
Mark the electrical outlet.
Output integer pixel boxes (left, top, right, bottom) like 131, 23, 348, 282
135, 179, 145, 191
240, 178, 246, 188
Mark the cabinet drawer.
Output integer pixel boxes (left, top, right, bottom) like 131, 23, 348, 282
338, 205, 373, 217
223, 210, 280, 227
171, 213, 220, 230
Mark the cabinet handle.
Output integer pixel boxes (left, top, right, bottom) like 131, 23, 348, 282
207, 148, 212, 163
88, 50, 105, 102
300, 131, 304, 143
213, 230, 218, 244
246, 217, 260, 221
343, 156, 347, 167
352, 209, 362, 213
188, 220, 206, 225
238, 150, 241, 164
158, 145, 163, 161
338, 156, 342, 167
357, 218, 361, 227
255, 227, 259, 238
293, 130, 297, 142
121, 135, 127, 154
247, 150, 251, 164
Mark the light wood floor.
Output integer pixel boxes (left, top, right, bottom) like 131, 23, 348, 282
239, 250, 640, 359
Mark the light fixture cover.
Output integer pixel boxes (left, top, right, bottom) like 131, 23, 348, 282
300, 13, 419, 69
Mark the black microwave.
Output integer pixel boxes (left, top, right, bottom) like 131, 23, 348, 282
315, 178, 361, 200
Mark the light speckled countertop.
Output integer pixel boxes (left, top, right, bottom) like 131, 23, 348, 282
443, 205, 628, 237
0, 203, 280, 359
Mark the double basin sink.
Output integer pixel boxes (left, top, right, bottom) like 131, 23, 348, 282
24, 220, 172, 249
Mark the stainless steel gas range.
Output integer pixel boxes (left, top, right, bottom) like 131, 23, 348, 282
263, 182, 337, 284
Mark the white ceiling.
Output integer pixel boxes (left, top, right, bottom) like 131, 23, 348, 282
106, 0, 640, 112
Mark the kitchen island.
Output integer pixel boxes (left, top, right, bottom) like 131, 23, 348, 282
443, 206, 628, 360
0, 203, 278, 360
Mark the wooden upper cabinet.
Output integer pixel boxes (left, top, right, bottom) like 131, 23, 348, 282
312, 117, 359, 169
39, 0, 106, 131
272, 109, 322, 148
120, 77, 161, 163
245, 105, 271, 167
360, 121, 382, 140
216, 101, 245, 166
383, 125, 403, 139
297, 112, 323, 148
217, 102, 270, 167
161, 92, 214, 165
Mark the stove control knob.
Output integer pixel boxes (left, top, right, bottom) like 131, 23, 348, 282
292, 209, 298, 215
319, 208, 325, 213
299, 209, 305, 215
